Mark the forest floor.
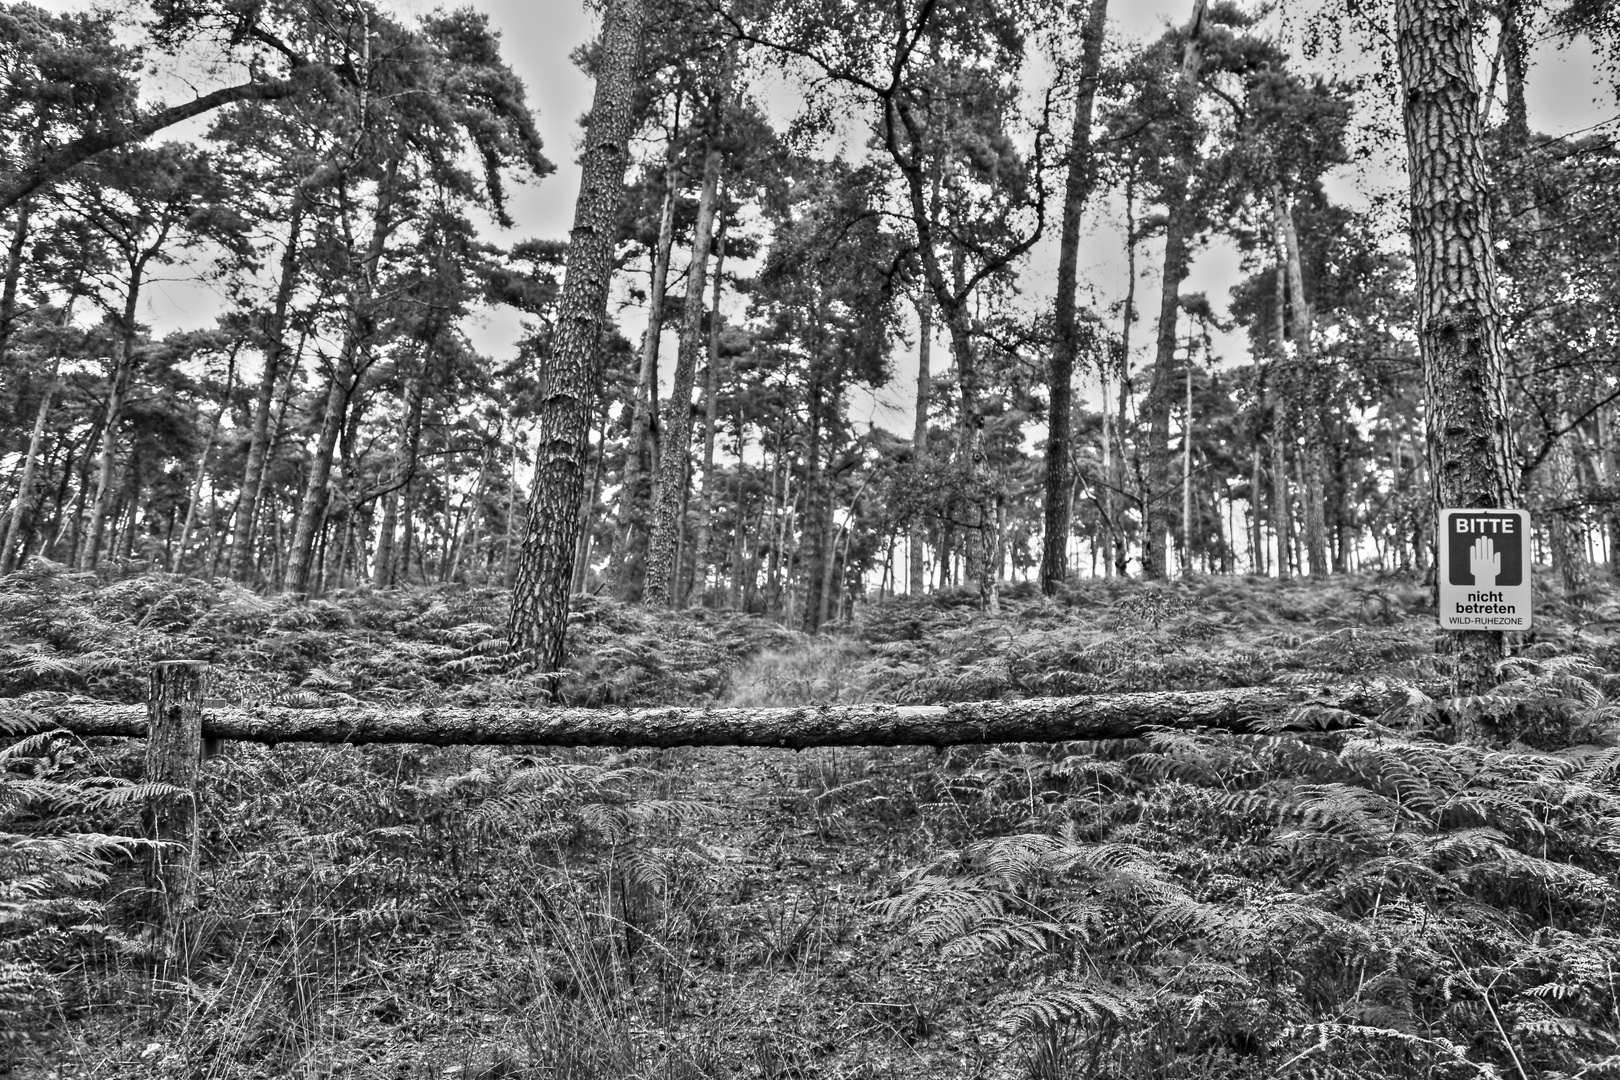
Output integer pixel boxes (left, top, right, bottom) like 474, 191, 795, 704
5, 563, 1620, 1080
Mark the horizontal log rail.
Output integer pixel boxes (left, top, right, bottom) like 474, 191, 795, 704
21, 680, 1432, 749
7, 663, 1441, 949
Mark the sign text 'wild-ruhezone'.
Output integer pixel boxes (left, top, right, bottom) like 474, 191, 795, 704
1438, 509, 1532, 630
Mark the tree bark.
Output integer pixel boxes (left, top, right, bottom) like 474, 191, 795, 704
1395, 0, 1520, 700
1539, 413, 1588, 599
1269, 263, 1292, 581
1099, 370, 1116, 576
286, 161, 398, 594
609, 142, 680, 595
802, 342, 829, 632
174, 353, 238, 572
230, 197, 304, 581
508, 0, 646, 668
0, 196, 29, 374
38, 680, 1434, 749
286, 363, 353, 593
375, 352, 427, 587
1602, 406, 1620, 581
1181, 362, 1193, 573
141, 661, 207, 934
644, 127, 726, 606
1273, 186, 1330, 578
1113, 181, 1139, 578
688, 214, 727, 606
0, 357, 60, 574
1496, 0, 1583, 601
80, 279, 146, 571
1271, 414, 1291, 580
1041, 0, 1110, 596
573, 398, 610, 594
909, 289, 933, 595
1142, 0, 1208, 580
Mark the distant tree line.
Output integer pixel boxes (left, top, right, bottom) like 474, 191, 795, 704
1, 0, 1617, 681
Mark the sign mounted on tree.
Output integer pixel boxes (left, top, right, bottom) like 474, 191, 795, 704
1437, 509, 1531, 630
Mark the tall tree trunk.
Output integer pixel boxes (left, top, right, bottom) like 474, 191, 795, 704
644, 107, 728, 606
174, 352, 238, 572
908, 289, 933, 595
1113, 181, 1139, 578
1271, 413, 1291, 581
767, 448, 792, 615
688, 215, 727, 607
1602, 406, 1620, 581
1269, 263, 1292, 580
1249, 442, 1263, 575
508, 0, 645, 668
230, 198, 304, 581
673, 446, 693, 600
63, 421, 97, 566
816, 470, 841, 632
1497, 0, 1583, 600
81, 285, 144, 572
573, 398, 610, 594
118, 453, 141, 563
0, 355, 61, 574
286, 362, 355, 593
801, 360, 828, 633
286, 161, 398, 595
502, 442, 520, 586
1181, 362, 1193, 574
1273, 185, 1330, 578
248, 347, 301, 582
0, 196, 29, 378
1395, 0, 1520, 700
946, 310, 998, 612
1540, 416, 1588, 599
375, 486, 399, 586
1142, 0, 1208, 581
375, 356, 427, 587
729, 433, 749, 607
451, 447, 490, 583
609, 132, 680, 594
1099, 371, 1115, 576
1041, 0, 1110, 596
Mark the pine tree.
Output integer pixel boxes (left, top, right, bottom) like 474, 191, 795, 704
509, 0, 647, 669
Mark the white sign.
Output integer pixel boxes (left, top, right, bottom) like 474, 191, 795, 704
1437, 508, 1531, 630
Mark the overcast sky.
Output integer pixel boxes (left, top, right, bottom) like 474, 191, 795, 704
45, 0, 1620, 441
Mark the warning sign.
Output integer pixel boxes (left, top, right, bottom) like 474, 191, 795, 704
1437, 508, 1531, 630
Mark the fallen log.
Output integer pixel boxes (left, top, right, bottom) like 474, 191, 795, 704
25, 680, 1430, 749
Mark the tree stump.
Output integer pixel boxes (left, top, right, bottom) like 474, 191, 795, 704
143, 661, 207, 938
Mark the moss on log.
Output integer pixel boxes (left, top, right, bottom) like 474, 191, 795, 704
24, 681, 1429, 749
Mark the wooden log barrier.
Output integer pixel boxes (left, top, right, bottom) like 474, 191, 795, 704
33, 679, 1429, 750
142, 660, 207, 937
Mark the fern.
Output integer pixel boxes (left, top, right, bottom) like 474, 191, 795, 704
888, 717, 1620, 1078
0, 717, 157, 1048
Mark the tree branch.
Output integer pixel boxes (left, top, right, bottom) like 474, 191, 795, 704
0, 76, 303, 215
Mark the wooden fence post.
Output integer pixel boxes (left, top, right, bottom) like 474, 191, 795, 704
143, 660, 207, 935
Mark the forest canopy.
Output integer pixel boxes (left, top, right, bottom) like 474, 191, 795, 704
0, 0, 1615, 647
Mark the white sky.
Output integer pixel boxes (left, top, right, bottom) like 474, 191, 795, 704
40, 0, 1620, 443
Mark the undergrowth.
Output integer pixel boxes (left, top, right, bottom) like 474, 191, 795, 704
3, 563, 1620, 1077
887, 720, 1620, 1079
